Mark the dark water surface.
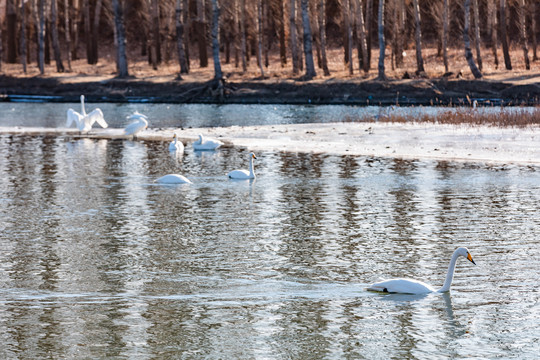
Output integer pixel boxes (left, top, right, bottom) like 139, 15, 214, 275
0, 133, 539, 359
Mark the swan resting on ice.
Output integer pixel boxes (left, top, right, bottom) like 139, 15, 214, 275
124, 111, 148, 137
367, 247, 476, 294
192, 134, 224, 151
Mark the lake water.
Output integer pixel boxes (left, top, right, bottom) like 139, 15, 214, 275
0, 104, 539, 359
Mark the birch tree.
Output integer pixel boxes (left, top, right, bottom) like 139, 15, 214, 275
112, 0, 129, 77
51, 0, 65, 72
318, 0, 329, 75
472, 0, 482, 71
301, 0, 316, 79
500, 0, 512, 70
64, 0, 72, 71
211, 0, 223, 81
464, 0, 482, 78
442, 0, 449, 72
487, 0, 498, 69
355, 0, 369, 73
38, 0, 46, 74
376, 0, 386, 80
518, 0, 530, 69
290, 0, 300, 74
257, 0, 265, 77
412, 0, 425, 73
176, 0, 189, 75
20, 1, 27, 73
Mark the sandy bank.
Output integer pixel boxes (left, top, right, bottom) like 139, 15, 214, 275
2, 122, 539, 165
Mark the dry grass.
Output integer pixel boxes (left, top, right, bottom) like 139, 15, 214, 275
376, 106, 540, 127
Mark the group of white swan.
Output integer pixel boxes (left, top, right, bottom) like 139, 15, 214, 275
66, 97, 475, 296
367, 247, 476, 294
66, 95, 148, 137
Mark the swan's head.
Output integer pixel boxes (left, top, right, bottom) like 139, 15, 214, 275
250, 152, 257, 160
172, 133, 177, 140
80, 95, 85, 102
457, 247, 476, 265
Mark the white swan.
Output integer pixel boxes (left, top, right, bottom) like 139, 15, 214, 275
367, 247, 476, 294
227, 152, 257, 180
66, 95, 108, 132
124, 111, 148, 137
156, 174, 192, 184
193, 134, 223, 151
169, 133, 184, 152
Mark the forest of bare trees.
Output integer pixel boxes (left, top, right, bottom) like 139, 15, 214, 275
0, 0, 538, 80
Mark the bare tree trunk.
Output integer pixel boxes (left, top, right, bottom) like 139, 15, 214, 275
518, 0, 530, 69
500, 0, 512, 70
464, 0, 482, 78
376, 0, 386, 80
319, 0, 329, 75
20, 1, 27, 73
183, 0, 190, 67
82, 0, 92, 64
290, 0, 300, 74
38, 0, 46, 74
112, 0, 129, 77
280, 0, 287, 66
412, 0, 425, 73
50, 0, 65, 72
90, 0, 103, 65
211, 0, 223, 81
472, 0, 482, 71
7, 0, 17, 63
151, 0, 162, 65
442, 0, 449, 72
240, 0, 247, 71
176, 0, 189, 75
344, 0, 353, 74
532, 2, 538, 61
366, 0, 372, 68
301, 0, 316, 79
257, 0, 265, 77
487, 0, 498, 69
196, 0, 209, 67
355, 0, 369, 73
232, 0, 239, 67
72, 0, 80, 60
64, 0, 72, 71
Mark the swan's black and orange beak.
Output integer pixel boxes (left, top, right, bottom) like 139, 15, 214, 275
467, 252, 476, 265
252, 154, 257, 159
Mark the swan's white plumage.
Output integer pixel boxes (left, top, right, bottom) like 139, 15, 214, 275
156, 174, 192, 184
367, 247, 476, 294
227, 152, 257, 180
124, 111, 148, 136
193, 134, 223, 151
66, 95, 108, 132
169, 133, 184, 152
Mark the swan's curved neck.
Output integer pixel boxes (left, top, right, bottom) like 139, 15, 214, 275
249, 157, 255, 177
80, 96, 86, 115
438, 250, 461, 292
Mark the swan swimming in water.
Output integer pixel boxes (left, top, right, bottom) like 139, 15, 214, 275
156, 174, 192, 184
227, 152, 257, 180
193, 134, 223, 151
169, 133, 184, 152
367, 247, 476, 294
124, 111, 148, 137
66, 95, 108, 132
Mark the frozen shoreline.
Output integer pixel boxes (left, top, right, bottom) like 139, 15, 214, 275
1, 122, 539, 165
